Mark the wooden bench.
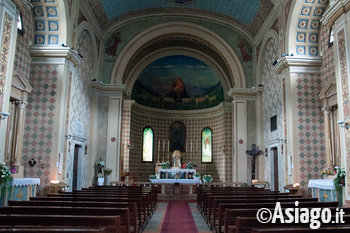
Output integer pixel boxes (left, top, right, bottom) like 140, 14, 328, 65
0, 215, 120, 233
9, 200, 138, 233
0, 206, 130, 233
0, 226, 108, 232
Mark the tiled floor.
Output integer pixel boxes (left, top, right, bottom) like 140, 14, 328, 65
143, 201, 211, 233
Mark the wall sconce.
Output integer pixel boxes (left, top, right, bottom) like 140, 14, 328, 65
0, 111, 10, 120
337, 120, 350, 130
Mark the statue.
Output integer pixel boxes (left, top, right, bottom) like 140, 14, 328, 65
172, 150, 182, 169
97, 157, 105, 177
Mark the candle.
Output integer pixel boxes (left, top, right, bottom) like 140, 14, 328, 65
158, 140, 160, 153
191, 141, 192, 153
163, 140, 165, 154
167, 140, 169, 153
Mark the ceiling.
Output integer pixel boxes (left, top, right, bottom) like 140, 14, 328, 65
90, 0, 275, 34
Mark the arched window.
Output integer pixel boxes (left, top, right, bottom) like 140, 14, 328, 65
201, 127, 212, 163
142, 127, 153, 162
17, 13, 23, 35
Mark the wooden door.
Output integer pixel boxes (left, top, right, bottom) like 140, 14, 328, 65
72, 145, 81, 190
272, 147, 279, 191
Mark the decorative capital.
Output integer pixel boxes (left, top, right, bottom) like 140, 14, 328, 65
322, 106, 331, 115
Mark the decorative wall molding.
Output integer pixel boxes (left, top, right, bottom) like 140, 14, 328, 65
321, 0, 350, 27
228, 87, 264, 101
91, 81, 126, 96
274, 56, 323, 74
131, 102, 231, 119
29, 47, 82, 66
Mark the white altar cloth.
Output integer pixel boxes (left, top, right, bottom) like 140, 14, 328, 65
158, 168, 196, 174
12, 178, 40, 187
308, 179, 335, 190
150, 179, 201, 184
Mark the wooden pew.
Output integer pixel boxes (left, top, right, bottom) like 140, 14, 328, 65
0, 206, 130, 233
224, 208, 350, 233
0, 215, 120, 233
235, 216, 350, 233
0, 227, 108, 232
216, 201, 339, 233
9, 200, 138, 233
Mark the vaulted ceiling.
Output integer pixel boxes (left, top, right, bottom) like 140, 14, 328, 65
88, 0, 275, 35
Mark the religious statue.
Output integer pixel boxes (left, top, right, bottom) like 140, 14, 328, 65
172, 150, 182, 169
97, 157, 105, 177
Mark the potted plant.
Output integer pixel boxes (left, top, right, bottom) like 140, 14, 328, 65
202, 174, 213, 184
193, 173, 201, 180
161, 161, 170, 169
0, 163, 13, 205
334, 166, 346, 204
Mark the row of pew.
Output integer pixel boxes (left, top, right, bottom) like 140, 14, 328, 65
0, 184, 157, 233
197, 186, 350, 233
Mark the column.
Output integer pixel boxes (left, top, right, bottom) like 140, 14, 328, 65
106, 93, 123, 182
322, 106, 332, 167
0, 0, 18, 161
322, 0, 350, 203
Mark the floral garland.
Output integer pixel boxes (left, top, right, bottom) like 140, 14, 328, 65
0, 162, 13, 193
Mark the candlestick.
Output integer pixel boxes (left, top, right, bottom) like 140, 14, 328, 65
167, 140, 169, 153
158, 140, 160, 153
190, 140, 192, 159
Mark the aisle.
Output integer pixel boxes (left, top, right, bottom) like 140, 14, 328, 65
143, 201, 210, 233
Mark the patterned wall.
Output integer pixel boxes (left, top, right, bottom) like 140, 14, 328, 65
337, 29, 350, 196
13, 11, 33, 80
262, 38, 283, 144
123, 104, 233, 182
65, 30, 94, 189
0, 13, 14, 113
32, 0, 60, 46
295, 73, 325, 188
22, 64, 58, 193
295, 0, 328, 56
320, 24, 336, 85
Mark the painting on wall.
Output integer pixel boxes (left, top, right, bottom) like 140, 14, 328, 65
142, 127, 153, 162
131, 55, 224, 110
170, 121, 186, 152
201, 127, 212, 163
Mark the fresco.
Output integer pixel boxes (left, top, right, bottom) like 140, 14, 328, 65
201, 127, 212, 163
131, 55, 224, 110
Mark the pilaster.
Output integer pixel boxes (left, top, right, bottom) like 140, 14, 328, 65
0, 0, 18, 162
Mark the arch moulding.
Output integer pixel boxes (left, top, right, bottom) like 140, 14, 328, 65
110, 22, 246, 89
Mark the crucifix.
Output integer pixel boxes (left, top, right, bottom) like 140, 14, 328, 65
246, 144, 262, 180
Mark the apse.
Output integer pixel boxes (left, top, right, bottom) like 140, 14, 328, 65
131, 55, 224, 110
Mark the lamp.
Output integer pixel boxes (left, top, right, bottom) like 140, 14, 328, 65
0, 111, 10, 120
337, 120, 350, 130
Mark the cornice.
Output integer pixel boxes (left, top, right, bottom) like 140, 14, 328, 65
228, 87, 264, 100
91, 81, 126, 92
319, 81, 337, 100
273, 56, 323, 74
131, 102, 231, 119
29, 47, 82, 67
321, 0, 350, 27
11, 0, 32, 13
103, 8, 254, 44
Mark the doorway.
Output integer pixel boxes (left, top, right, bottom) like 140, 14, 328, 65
272, 147, 279, 191
73, 144, 82, 191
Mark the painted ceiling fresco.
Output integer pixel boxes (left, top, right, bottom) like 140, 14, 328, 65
100, 0, 261, 25
131, 55, 224, 110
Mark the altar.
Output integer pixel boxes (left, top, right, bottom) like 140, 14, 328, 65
308, 179, 337, 202
0, 178, 40, 206
157, 168, 196, 179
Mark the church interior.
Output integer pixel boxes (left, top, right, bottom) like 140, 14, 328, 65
1, 0, 350, 232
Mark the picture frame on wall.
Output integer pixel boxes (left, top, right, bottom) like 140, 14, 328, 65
201, 127, 213, 163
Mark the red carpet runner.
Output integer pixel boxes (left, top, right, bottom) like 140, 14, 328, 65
160, 200, 199, 233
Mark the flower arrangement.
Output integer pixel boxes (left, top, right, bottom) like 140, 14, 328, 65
320, 168, 331, 175
149, 174, 156, 180
0, 162, 13, 192
104, 168, 112, 177
182, 162, 194, 169
161, 161, 171, 169
334, 166, 346, 198
193, 173, 201, 180
202, 174, 213, 183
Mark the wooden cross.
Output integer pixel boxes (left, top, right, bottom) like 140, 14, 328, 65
246, 144, 262, 180
322, 192, 329, 202
16, 189, 24, 200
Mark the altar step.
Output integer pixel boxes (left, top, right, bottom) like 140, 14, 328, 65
156, 183, 198, 201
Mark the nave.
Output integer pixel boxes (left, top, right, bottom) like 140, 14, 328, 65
1, 184, 350, 232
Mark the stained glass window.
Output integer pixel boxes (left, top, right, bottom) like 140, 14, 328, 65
201, 128, 212, 163
142, 127, 153, 162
